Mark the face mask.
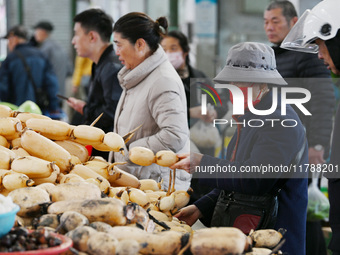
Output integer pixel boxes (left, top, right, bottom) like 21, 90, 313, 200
166, 51, 185, 69
229, 84, 263, 111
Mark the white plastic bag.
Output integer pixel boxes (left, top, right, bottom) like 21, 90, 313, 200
190, 120, 220, 148
307, 171, 330, 221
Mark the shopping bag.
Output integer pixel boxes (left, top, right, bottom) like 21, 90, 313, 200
190, 120, 220, 148
307, 171, 330, 221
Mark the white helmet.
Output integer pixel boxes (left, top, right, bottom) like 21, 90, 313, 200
281, 0, 340, 53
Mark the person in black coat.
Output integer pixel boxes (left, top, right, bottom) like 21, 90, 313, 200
281, 1, 340, 254
67, 9, 122, 160
264, 2, 336, 254
264, 0, 335, 166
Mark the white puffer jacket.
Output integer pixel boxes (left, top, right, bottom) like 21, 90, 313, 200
110, 46, 191, 190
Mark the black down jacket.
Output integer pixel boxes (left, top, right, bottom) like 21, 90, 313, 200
273, 46, 335, 157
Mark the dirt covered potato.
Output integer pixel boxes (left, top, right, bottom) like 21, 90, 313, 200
87, 232, 119, 255
89, 222, 113, 233
60, 211, 89, 232
9, 187, 50, 217
66, 226, 97, 252
50, 182, 101, 202
37, 214, 59, 229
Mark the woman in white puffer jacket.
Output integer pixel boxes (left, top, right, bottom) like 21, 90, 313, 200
110, 12, 191, 190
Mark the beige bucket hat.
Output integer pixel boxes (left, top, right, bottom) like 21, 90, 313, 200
214, 42, 287, 86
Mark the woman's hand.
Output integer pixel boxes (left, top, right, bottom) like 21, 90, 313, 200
171, 153, 190, 170
67, 97, 86, 115
170, 153, 203, 174
173, 205, 202, 226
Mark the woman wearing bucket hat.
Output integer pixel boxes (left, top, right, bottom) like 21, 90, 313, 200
171, 42, 308, 254
281, 0, 340, 253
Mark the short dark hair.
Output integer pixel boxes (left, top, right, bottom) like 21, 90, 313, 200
165, 30, 190, 65
266, 0, 297, 24
4, 25, 28, 40
73, 8, 113, 42
113, 12, 168, 54
34, 21, 54, 32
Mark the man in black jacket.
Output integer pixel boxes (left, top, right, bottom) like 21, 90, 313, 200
264, 1, 335, 165
281, 0, 340, 253
67, 9, 122, 160
264, 1, 335, 255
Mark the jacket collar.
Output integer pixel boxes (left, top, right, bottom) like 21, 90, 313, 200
118, 46, 168, 90
14, 43, 30, 50
95, 44, 114, 67
272, 45, 288, 55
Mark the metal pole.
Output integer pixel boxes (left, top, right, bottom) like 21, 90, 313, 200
169, 0, 178, 31
18, 0, 23, 24
71, 0, 77, 62
71, 0, 76, 24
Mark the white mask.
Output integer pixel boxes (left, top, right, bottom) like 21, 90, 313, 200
166, 51, 185, 69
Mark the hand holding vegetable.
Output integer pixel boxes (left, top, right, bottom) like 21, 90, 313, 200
170, 153, 203, 174
173, 204, 202, 226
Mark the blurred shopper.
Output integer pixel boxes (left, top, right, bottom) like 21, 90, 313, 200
33, 21, 71, 97
171, 42, 308, 255
0, 25, 59, 112
161, 31, 229, 201
264, 2, 335, 254
70, 56, 93, 126
281, 0, 340, 253
71, 56, 92, 96
161, 31, 228, 131
67, 9, 122, 160
110, 12, 190, 190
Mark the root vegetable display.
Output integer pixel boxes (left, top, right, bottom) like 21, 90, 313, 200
190, 227, 252, 255
87, 232, 119, 255
155, 150, 179, 167
2, 171, 34, 191
21, 129, 72, 173
250, 229, 284, 249
55, 140, 89, 163
109, 226, 190, 255
49, 182, 101, 202
25, 118, 73, 141
60, 211, 90, 232
11, 156, 58, 178
129, 147, 155, 166
48, 198, 127, 226
9, 187, 50, 217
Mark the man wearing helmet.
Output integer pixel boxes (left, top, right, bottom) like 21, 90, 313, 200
264, 0, 335, 167
282, 0, 340, 253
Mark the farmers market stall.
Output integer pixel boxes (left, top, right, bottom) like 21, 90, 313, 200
0, 105, 287, 254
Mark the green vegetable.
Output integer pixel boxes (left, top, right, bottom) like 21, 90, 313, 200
18, 101, 42, 115
0, 102, 18, 110
307, 200, 329, 221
